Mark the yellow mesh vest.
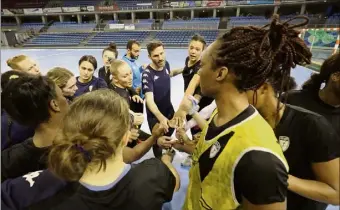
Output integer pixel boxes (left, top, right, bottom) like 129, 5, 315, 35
183, 108, 289, 210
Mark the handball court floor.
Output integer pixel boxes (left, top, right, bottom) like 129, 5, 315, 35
1, 48, 338, 210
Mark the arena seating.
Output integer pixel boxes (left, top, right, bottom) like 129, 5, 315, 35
63, 0, 100, 7
24, 32, 90, 46
115, 0, 152, 9
163, 18, 220, 30
154, 30, 219, 46
86, 31, 150, 46
48, 22, 96, 32
134, 20, 154, 30
19, 23, 45, 32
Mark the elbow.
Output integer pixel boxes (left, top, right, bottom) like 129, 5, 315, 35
329, 194, 340, 205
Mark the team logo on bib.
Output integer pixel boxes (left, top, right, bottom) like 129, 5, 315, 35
279, 136, 290, 152
209, 141, 221, 158
89, 85, 93, 92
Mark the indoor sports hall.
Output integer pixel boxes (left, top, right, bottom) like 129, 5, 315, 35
1, 0, 340, 210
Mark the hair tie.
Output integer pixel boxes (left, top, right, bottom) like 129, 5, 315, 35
74, 144, 91, 162
9, 75, 19, 80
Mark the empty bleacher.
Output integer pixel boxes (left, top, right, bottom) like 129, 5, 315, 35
19, 23, 45, 32
63, 0, 100, 7
86, 31, 150, 46
163, 18, 220, 30
48, 22, 96, 32
24, 32, 90, 46
154, 30, 219, 46
134, 20, 153, 30
115, 0, 152, 10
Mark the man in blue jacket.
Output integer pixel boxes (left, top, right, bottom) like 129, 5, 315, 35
122, 40, 144, 98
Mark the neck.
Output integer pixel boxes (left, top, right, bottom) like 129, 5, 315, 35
258, 96, 285, 129
80, 154, 126, 186
33, 120, 60, 148
126, 54, 132, 59
112, 81, 125, 89
188, 59, 199, 67
319, 86, 340, 107
214, 88, 249, 126
78, 77, 92, 83
150, 63, 163, 71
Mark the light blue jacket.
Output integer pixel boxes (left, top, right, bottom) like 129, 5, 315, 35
122, 55, 144, 98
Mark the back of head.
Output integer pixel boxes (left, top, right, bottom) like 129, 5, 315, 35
127, 39, 140, 50
103, 42, 118, 59
47, 67, 74, 89
302, 53, 340, 92
147, 40, 163, 55
1, 73, 57, 127
214, 14, 312, 92
110, 59, 127, 77
1, 70, 29, 90
48, 89, 130, 181
6, 55, 27, 70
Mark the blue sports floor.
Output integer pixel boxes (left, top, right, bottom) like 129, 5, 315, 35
1, 48, 338, 210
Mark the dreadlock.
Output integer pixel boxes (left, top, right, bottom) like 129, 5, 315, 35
213, 14, 312, 92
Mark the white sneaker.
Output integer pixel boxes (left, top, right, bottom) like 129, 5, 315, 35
181, 155, 193, 168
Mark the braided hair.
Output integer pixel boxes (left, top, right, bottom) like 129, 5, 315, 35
213, 14, 312, 92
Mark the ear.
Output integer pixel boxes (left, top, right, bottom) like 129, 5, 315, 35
49, 99, 60, 112
331, 72, 340, 82
215, 67, 228, 82
259, 83, 271, 95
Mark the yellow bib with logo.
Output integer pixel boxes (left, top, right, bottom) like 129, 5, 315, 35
183, 108, 288, 210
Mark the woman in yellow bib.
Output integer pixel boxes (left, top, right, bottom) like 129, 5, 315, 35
183, 15, 311, 210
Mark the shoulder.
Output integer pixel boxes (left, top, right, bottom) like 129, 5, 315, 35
127, 158, 176, 208
2, 170, 67, 210
234, 150, 288, 204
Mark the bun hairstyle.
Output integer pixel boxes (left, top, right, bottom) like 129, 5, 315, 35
213, 14, 312, 93
1, 70, 29, 90
302, 52, 340, 91
103, 42, 118, 59
1, 73, 57, 127
47, 67, 74, 89
48, 89, 130, 181
6, 55, 28, 70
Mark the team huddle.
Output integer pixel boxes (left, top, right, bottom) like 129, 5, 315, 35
1, 15, 340, 210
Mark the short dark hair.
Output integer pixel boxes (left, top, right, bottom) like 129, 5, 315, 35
147, 40, 163, 55
190, 34, 206, 47
1, 74, 57, 127
78, 55, 98, 70
127, 39, 140, 50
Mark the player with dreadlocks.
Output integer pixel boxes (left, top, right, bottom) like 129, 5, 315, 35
183, 15, 311, 210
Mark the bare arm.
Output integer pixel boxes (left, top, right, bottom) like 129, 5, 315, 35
288, 158, 340, 205
184, 74, 200, 96
122, 135, 157, 163
172, 143, 195, 154
170, 68, 184, 77
161, 154, 180, 192
144, 92, 165, 121
243, 197, 286, 210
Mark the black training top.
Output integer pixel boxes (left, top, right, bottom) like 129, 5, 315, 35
182, 57, 213, 112
275, 104, 340, 210
286, 90, 340, 137
205, 106, 288, 205
27, 158, 176, 210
